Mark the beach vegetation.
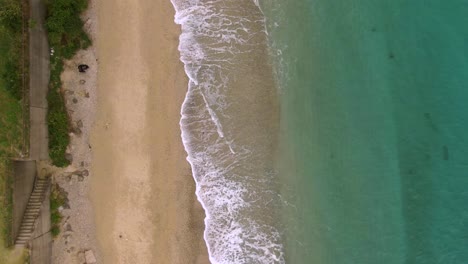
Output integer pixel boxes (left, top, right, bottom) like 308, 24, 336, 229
44, 0, 91, 167
50, 183, 67, 237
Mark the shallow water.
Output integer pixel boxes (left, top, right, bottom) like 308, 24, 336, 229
261, 0, 468, 263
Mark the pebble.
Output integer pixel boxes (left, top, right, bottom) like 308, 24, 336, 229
85, 250, 97, 264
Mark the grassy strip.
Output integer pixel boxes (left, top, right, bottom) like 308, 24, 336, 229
0, 0, 23, 101
0, 0, 26, 259
50, 183, 67, 237
44, 0, 91, 167
0, 31, 25, 263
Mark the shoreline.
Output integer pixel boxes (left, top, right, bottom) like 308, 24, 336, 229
90, 0, 209, 263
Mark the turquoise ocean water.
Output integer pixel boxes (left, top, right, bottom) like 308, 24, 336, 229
261, 0, 468, 263
171, 0, 468, 263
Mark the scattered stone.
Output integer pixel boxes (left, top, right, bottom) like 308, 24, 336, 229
73, 98, 79, 104
77, 251, 86, 264
73, 127, 82, 135
85, 92, 90, 98
77, 120, 84, 128
64, 234, 72, 245
81, 169, 89, 177
65, 223, 73, 232
65, 153, 73, 162
78, 175, 84, 182
65, 175, 72, 183
79, 79, 86, 85
85, 250, 97, 264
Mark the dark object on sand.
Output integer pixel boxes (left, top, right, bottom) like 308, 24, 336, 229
78, 64, 89, 72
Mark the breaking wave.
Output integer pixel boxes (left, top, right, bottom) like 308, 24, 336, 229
170, 0, 285, 263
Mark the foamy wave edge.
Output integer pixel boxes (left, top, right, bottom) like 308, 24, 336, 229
169, 0, 285, 263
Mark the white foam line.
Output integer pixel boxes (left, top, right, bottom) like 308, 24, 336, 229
170, 0, 283, 263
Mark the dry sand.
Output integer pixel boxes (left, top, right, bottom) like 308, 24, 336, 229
91, 0, 209, 263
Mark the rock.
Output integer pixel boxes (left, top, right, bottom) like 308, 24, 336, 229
77, 120, 84, 128
75, 169, 89, 177
85, 250, 97, 264
77, 251, 86, 264
65, 153, 73, 162
65, 223, 73, 232
79, 79, 86, 85
85, 92, 90, 98
73, 98, 78, 104
73, 127, 82, 135
78, 175, 84, 182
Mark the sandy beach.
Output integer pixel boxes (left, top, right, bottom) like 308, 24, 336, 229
90, 0, 209, 263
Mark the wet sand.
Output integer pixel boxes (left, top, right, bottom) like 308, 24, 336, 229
91, 0, 209, 263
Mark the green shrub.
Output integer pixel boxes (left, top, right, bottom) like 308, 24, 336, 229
0, 0, 22, 33
44, 0, 91, 58
50, 183, 66, 237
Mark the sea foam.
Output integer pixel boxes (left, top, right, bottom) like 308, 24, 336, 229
170, 0, 285, 263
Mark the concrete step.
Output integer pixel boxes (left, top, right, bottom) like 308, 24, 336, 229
26, 207, 40, 211
23, 213, 39, 219
24, 210, 38, 215
17, 232, 32, 237
20, 222, 34, 229
24, 211, 39, 217
17, 227, 34, 234
16, 233, 32, 239
24, 213, 39, 218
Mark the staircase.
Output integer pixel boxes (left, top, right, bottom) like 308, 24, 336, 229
15, 177, 50, 246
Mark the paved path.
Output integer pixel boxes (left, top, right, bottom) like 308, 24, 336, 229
29, 0, 49, 161
27, 0, 52, 263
